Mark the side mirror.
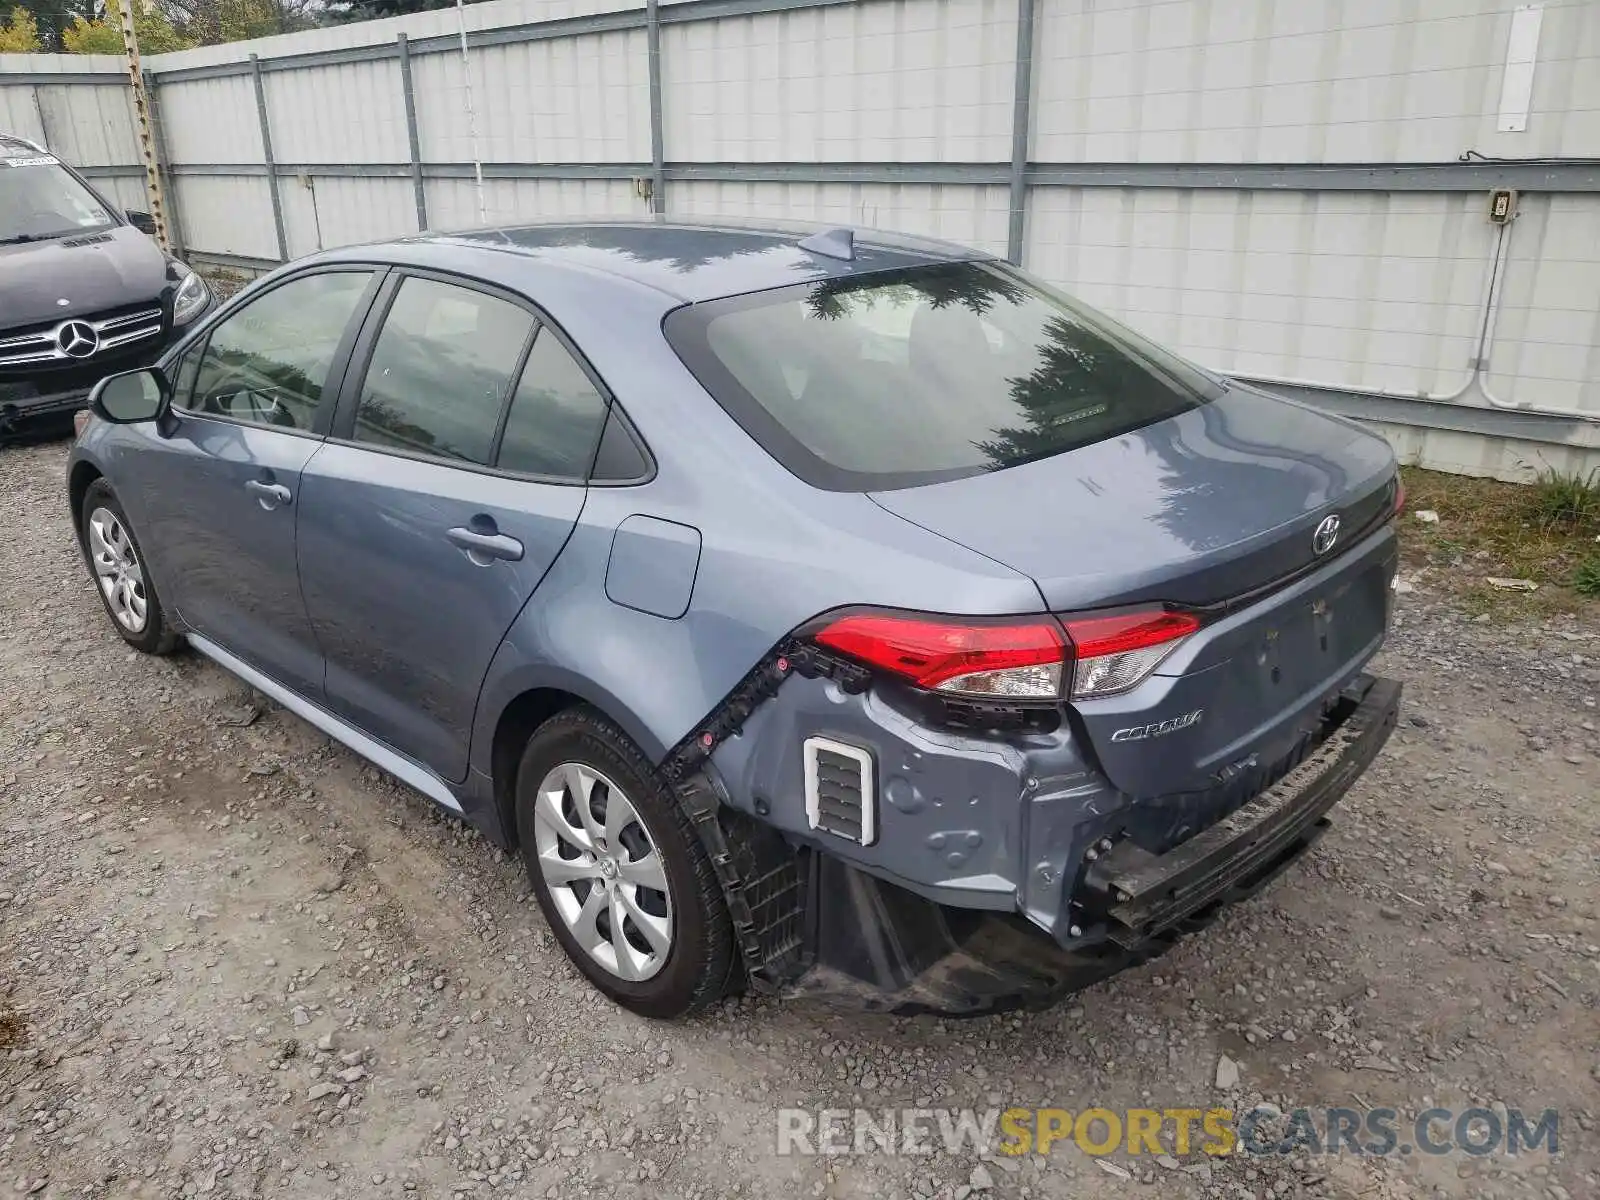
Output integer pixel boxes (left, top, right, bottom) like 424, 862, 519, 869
126, 210, 157, 236
91, 368, 169, 425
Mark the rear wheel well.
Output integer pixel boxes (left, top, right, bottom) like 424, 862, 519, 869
68, 462, 103, 538
491, 688, 586, 848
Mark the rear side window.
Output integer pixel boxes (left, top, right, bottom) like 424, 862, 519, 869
352, 277, 534, 465
664, 261, 1224, 491
496, 328, 608, 479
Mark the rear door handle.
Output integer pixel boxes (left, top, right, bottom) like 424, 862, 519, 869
245, 480, 292, 508
447, 526, 524, 563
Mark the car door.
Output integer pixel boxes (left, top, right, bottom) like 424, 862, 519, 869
130, 268, 382, 700
296, 271, 611, 783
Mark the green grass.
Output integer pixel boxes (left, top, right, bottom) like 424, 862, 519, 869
1528, 467, 1600, 530
1398, 465, 1600, 619
1575, 554, 1600, 599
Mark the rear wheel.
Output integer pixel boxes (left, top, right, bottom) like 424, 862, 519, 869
515, 708, 734, 1018
79, 479, 179, 655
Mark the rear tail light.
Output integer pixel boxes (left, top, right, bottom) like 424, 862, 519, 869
807, 606, 1201, 702
73, 409, 92, 439
1393, 474, 1406, 516
1060, 610, 1201, 699
811, 612, 1065, 700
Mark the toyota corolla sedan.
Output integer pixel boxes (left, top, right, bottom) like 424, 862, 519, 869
67, 219, 1402, 1018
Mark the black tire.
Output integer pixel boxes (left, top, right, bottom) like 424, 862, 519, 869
515, 707, 735, 1019
79, 478, 180, 656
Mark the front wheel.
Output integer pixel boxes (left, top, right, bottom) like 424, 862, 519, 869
515, 708, 735, 1018
79, 478, 179, 655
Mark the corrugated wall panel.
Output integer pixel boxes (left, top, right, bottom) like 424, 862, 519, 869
1483, 194, 1600, 416
670, 180, 1010, 257
424, 177, 643, 230
1368, 421, 1600, 479
172, 175, 279, 260
1026, 188, 1497, 399
411, 29, 649, 164
31, 84, 139, 166
0, 85, 47, 146
263, 62, 409, 164
156, 76, 264, 165
1032, 0, 1600, 163
280, 177, 418, 259
100, 175, 153, 214
662, 0, 1016, 162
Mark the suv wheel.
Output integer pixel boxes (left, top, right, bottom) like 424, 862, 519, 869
79, 479, 179, 655
515, 708, 734, 1018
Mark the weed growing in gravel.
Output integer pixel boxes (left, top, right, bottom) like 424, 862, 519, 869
1528, 467, 1600, 530
1398, 466, 1600, 617
1574, 554, 1600, 598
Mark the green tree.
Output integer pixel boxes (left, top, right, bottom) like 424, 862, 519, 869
60, 0, 193, 53
324, 0, 454, 22
0, 5, 42, 50
60, 11, 118, 50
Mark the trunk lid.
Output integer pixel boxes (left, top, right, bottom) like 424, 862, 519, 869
871, 383, 1400, 800
870, 383, 1397, 611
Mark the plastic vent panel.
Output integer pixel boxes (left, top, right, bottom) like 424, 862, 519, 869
803, 737, 875, 846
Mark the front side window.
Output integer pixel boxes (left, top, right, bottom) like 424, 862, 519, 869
0, 154, 114, 244
496, 328, 609, 479
352, 277, 535, 466
188, 271, 374, 430
664, 261, 1225, 491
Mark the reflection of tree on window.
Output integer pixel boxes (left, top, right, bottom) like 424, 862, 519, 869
978, 316, 1146, 469
672, 260, 1223, 489
496, 331, 609, 479
804, 266, 1027, 323
351, 278, 534, 467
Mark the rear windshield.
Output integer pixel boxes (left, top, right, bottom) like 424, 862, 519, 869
664, 261, 1223, 491
0, 153, 114, 244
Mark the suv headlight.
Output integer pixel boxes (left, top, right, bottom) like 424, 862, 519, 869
172, 268, 210, 325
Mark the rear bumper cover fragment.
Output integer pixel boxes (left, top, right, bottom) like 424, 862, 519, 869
1093, 674, 1401, 948
775, 673, 1401, 1014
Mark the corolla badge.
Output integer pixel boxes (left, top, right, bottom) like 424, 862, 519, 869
1110, 709, 1204, 742
1312, 513, 1341, 555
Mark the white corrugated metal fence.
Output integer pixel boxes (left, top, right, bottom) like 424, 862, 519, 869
1, 0, 1597, 478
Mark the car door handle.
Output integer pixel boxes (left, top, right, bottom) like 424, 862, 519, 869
245, 480, 292, 507
446, 526, 524, 563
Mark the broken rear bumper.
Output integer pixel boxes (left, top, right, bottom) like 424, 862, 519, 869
741, 673, 1401, 1015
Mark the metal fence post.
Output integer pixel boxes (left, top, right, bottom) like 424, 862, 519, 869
646, 0, 666, 214
250, 54, 289, 263
397, 34, 429, 232
1007, 0, 1038, 266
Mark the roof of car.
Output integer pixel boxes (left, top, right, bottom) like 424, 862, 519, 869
409, 217, 994, 303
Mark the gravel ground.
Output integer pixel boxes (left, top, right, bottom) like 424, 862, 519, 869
2, 439, 1596, 1200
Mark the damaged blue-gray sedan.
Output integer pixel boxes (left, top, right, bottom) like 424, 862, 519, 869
66, 219, 1403, 1017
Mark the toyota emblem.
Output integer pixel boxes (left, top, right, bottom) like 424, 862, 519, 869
1312, 514, 1341, 556
56, 320, 99, 359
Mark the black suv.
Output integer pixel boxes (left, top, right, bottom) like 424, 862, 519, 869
1, 134, 215, 441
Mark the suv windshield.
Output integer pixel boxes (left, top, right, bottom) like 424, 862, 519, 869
1, 153, 115, 244
665, 260, 1225, 491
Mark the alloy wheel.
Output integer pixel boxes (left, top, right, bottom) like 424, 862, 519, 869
87, 507, 149, 633
531, 762, 674, 981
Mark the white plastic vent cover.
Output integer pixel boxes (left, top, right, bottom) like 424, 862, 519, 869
803, 736, 876, 846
